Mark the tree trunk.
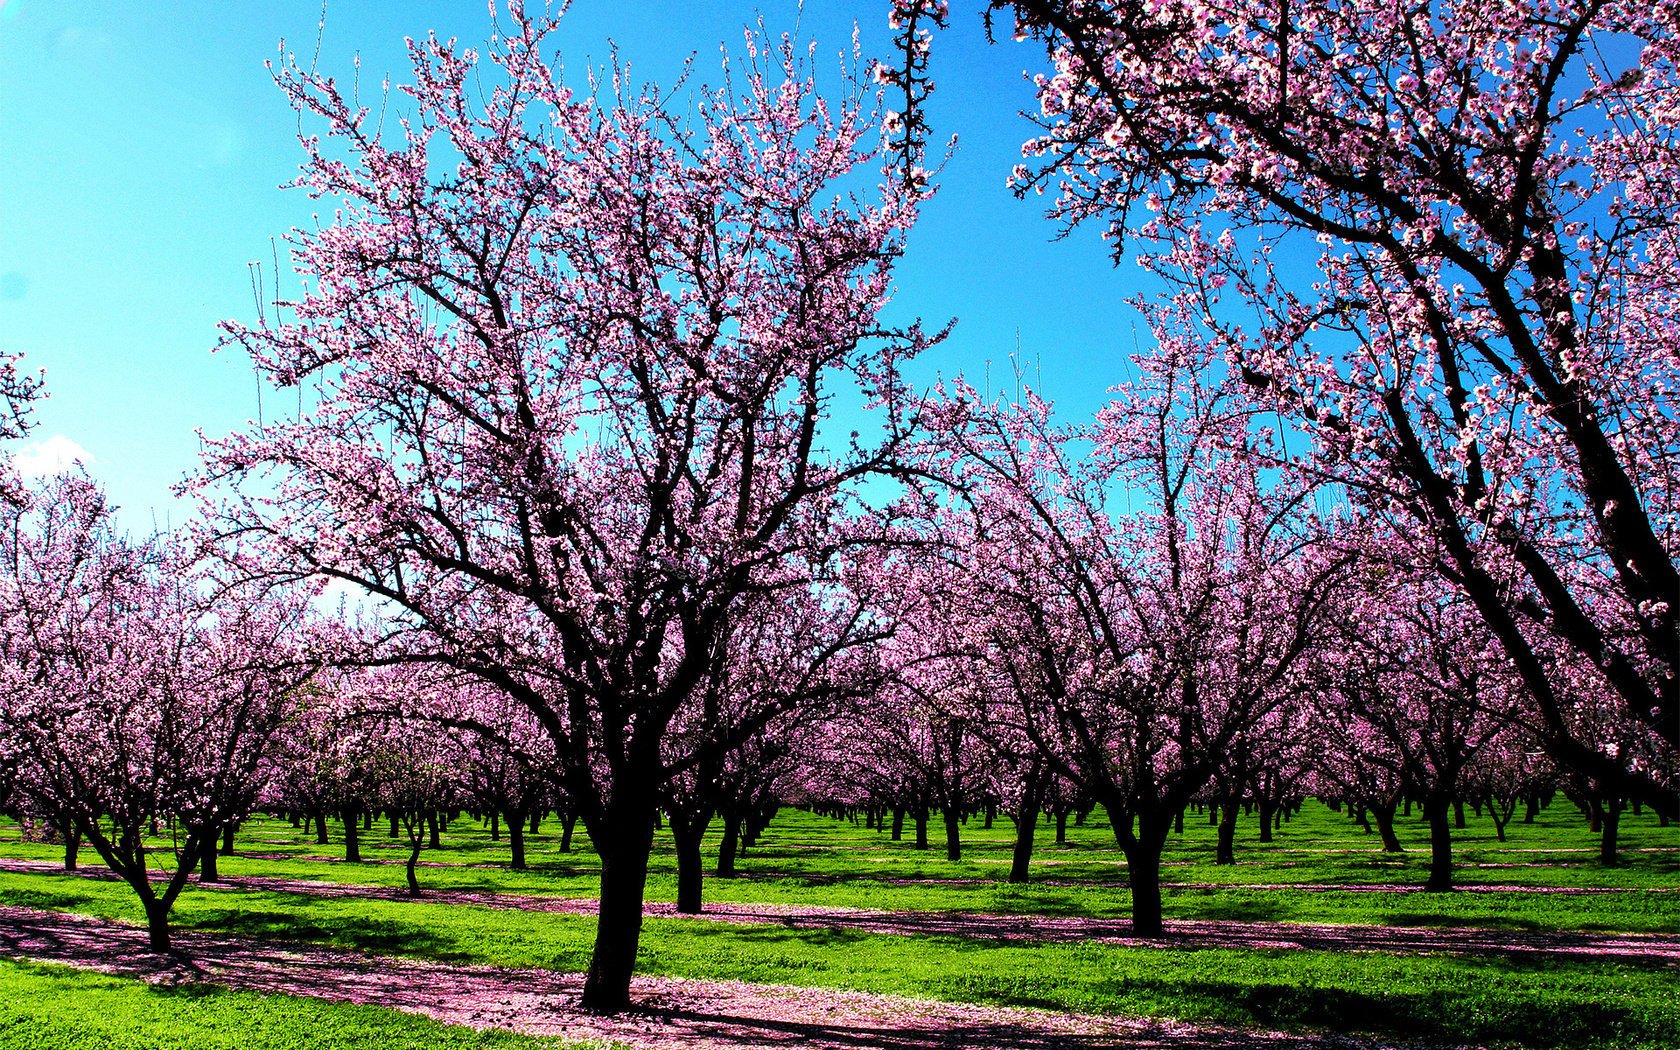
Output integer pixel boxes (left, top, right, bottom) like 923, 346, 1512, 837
1055, 810, 1068, 844
198, 835, 219, 882
530, 810, 542, 835
560, 814, 577, 853
1424, 795, 1454, 892
1600, 798, 1623, 867
406, 837, 423, 896
62, 824, 80, 871
143, 897, 171, 951
890, 808, 903, 841
220, 823, 237, 856
913, 809, 929, 850
1256, 798, 1276, 843
508, 810, 527, 870
390, 813, 400, 838
579, 815, 656, 1014
1453, 799, 1467, 829
942, 806, 962, 862
343, 807, 361, 863
1371, 801, 1405, 853
1215, 798, 1239, 865
490, 809, 501, 841
426, 810, 441, 850
716, 811, 743, 878
1111, 808, 1168, 937
673, 817, 707, 914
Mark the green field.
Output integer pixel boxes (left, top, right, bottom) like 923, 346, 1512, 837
0, 801, 1675, 1049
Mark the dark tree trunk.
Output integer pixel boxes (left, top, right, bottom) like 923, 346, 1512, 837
198, 835, 219, 882
1453, 799, 1467, 829
508, 810, 527, 870
1009, 778, 1042, 884
1055, 810, 1068, 843
405, 836, 423, 896
1173, 807, 1184, 834
62, 823, 80, 871
1371, 801, 1405, 853
1424, 795, 1454, 892
1215, 798, 1239, 865
1524, 794, 1541, 823
913, 809, 928, 850
716, 811, 743, 878
942, 806, 962, 861
673, 817, 707, 914
1256, 798, 1276, 843
490, 809, 501, 841
1600, 798, 1623, 867
426, 810, 441, 849
1110, 807, 1169, 937
314, 810, 329, 845
579, 807, 657, 1014
390, 813, 400, 838
560, 814, 577, 853
220, 823, 237, 856
343, 808, 361, 863
143, 896, 171, 951
530, 810, 542, 835
983, 803, 994, 830
890, 808, 904, 840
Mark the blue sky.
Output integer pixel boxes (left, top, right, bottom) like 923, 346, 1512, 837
0, 0, 1155, 529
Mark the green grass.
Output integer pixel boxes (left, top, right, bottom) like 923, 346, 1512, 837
0, 865, 1675, 1049
0, 957, 611, 1049
1, 802, 1676, 1049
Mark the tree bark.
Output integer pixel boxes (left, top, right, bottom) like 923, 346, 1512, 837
343, 807, 361, 863
580, 811, 656, 1014
220, 823, 237, 856
405, 836, 423, 896
1371, 801, 1405, 853
143, 897, 171, 951
1600, 797, 1623, 867
716, 811, 743, 878
198, 835, 219, 882
941, 805, 962, 862
508, 809, 527, 870
490, 809, 501, 841
890, 808, 903, 840
314, 810, 329, 845
913, 808, 929, 850
560, 814, 576, 853
1215, 798, 1239, 865
673, 817, 707, 914
61, 823, 80, 871
1424, 795, 1454, 892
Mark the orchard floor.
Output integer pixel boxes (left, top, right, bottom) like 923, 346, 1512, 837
0, 802, 1676, 1049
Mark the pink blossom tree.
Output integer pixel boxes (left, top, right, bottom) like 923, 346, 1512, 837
196, 7, 936, 1011
0, 473, 317, 949
935, 0, 1679, 812
905, 336, 1348, 934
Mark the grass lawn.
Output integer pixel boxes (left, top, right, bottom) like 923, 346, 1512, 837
0, 801, 1675, 1049
0, 957, 607, 1050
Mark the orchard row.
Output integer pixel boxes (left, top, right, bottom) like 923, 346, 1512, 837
1, 0, 1675, 1017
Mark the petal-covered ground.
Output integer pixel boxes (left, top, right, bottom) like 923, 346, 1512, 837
0, 905, 1423, 1050
6, 857, 1677, 964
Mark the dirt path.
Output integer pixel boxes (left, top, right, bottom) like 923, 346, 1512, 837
0, 904, 1417, 1050
5, 857, 1677, 965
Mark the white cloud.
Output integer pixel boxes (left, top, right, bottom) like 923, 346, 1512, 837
13, 434, 93, 479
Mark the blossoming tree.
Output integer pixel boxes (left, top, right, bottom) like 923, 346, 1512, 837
197, 6, 936, 1011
